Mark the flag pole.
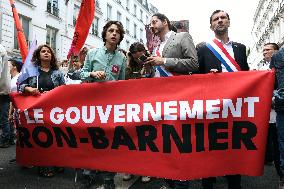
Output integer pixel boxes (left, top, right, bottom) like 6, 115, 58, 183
67, 0, 95, 59
9, 0, 28, 62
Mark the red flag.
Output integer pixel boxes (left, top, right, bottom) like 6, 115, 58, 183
67, 0, 95, 58
9, 0, 28, 62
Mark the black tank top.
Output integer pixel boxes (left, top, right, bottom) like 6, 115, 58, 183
38, 69, 54, 92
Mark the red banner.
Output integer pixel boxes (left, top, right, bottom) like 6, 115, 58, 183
11, 71, 274, 180
67, 0, 95, 58
9, 0, 28, 62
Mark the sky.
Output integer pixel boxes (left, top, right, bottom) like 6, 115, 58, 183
149, 0, 259, 47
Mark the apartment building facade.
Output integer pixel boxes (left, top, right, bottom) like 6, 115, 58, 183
249, 0, 284, 69
0, 0, 158, 60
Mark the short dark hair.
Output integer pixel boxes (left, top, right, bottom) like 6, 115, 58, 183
210, 10, 230, 24
129, 42, 146, 54
127, 42, 149, 68
32, 44, 59, 70
9, 58, 23, 72
152, 13, 172, 30
79, 47, 89, 56
102, 21, 125, 46
264, 43, 279, 50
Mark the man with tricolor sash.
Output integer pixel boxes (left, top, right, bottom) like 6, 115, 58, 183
197, 10, 249, 189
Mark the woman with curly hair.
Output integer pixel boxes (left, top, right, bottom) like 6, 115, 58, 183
19, 44, 65, 94
18, 44, 65, 177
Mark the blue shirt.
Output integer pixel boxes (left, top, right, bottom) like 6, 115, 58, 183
80, 46, 126, 82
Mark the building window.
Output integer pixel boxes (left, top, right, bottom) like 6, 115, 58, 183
126, 40, 130, 49
47, 0, 59, 17
14, 15, 30, 50
140, 10, 143, 21
126, 0, 129, 11
126, 17, 130, 34
46, 26, 57, 53
91, 17, 99, 36
117, 11, 121, 22
96, 0, 101, 10
133, 4, 137, 16
140, 28, 143, 43
107, 4, 112, 21
134, 23, 137, 38
73, 5, 80, 26
146, 15, 149, 24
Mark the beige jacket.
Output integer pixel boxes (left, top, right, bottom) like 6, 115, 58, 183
0, 44, 11, 95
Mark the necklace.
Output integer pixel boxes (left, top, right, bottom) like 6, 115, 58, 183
40, 67, 50, 72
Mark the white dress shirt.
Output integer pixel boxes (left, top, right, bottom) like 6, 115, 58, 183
215, 38, 235, 72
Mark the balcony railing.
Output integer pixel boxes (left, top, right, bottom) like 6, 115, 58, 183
143, 4, 149, 11
22, 0, 31, 3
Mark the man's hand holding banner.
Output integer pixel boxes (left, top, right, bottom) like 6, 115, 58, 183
10, 71, 274, 180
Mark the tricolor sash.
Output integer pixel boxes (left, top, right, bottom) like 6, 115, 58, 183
154, 47, 174, 77
206, 39, 241, 72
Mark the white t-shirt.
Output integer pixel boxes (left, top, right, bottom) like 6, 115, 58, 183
10, 74, 20, 92
154, 31, 173, 77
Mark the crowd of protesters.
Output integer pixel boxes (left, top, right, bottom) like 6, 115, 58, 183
1, 9, 284, 189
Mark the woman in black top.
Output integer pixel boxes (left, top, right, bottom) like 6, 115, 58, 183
19, 44, 65, 94
19, 44, 65, 177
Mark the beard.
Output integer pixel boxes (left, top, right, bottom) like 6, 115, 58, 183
214, 25, 228, 35
214, 27, 228, 36
152, 28, 162, 36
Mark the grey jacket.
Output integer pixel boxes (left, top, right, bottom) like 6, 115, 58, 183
162, 32, 198, 74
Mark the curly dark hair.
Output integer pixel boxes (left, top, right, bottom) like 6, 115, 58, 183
31, 44, 59, 70
129, 42, 147, 55
102, 21, 125, 46
127, 42, 150, 68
